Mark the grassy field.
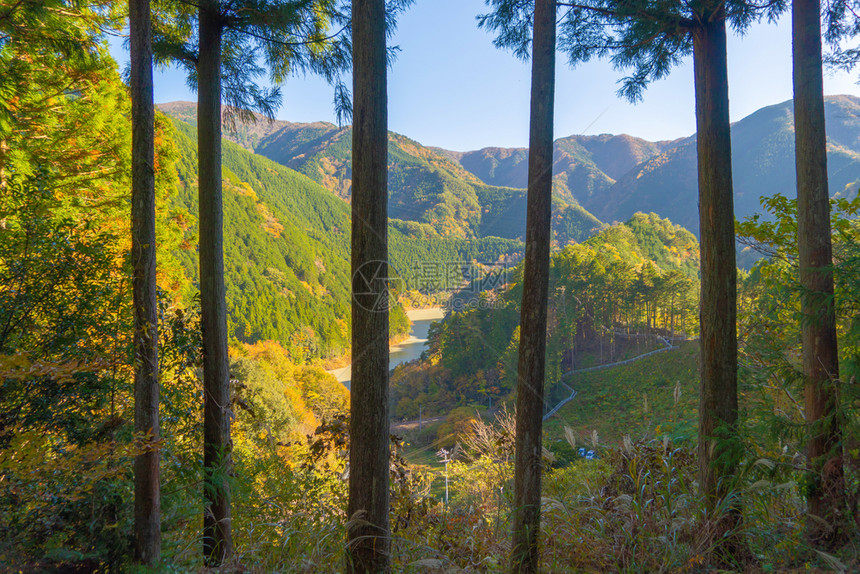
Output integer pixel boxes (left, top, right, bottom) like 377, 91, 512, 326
397, 340, 701, 500
545, 340, 700, 447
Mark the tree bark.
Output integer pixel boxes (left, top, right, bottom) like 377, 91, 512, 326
692, 9, 740, 523
130, 0, 160, 563
347, 0, 390, 571
198, 0, 233, 564
792, 0, 845, 546
510, 1, 555, 572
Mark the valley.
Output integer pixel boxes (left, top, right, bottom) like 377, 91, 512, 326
156, 96, 859, 454
5, 9, 860, 566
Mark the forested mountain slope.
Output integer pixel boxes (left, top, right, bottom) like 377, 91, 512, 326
170, 119, 361, 358
391, 213, 700, 420
168, 118, 523, 359
438, 133, 676, 206
439, 96, 860, 236
159, 102, 605, 245
161, 95, 860, 269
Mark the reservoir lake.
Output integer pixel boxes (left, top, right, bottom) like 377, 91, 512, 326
327, 307, 445, 386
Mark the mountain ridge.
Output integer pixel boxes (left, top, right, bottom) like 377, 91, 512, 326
158, 101, 605, 245
593, 95, 860, 233
159, 94, 860, 244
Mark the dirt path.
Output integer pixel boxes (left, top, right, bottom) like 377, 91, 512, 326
391, 415, 445, 433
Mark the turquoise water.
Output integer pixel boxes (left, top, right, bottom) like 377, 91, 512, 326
389, 317, 436, 368
331, 315, 441, 387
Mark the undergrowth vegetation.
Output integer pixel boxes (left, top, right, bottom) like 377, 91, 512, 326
135, 409, 855, 573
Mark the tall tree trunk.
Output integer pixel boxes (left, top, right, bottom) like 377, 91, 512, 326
198, 0, 233, 564
510, 1, 555, 572
792, 0, 845, 546
692, 9, 740, 542
347, 0, 390, 571
130, 0, 160, 563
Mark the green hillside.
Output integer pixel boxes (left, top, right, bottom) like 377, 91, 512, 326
169, 118, 523, 359
443, 146, 530, 188
475, 184, 604, 245
623, 212, 699, 278
258, 122, 605, 243
159, 102, 606, 245
391, 213, 700, 420
544, 340, 700, 445
158, 100, 292, 152
171, 119, 359, 358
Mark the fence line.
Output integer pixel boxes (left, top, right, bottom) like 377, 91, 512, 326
560, 338, 677, 379
543, 385, 577, 421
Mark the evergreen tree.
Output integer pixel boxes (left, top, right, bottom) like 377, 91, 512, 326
689, 7, 740, 544
481, 0, 784, 562
129, 0, 161, 563
793, 0, 845, 547
153, 1, 348, 563
510, 0, 556, 572
195, 0, 234, 562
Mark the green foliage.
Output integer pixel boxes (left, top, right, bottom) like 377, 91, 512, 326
295, 365, 349, 421
8, 2, 860, 569
0, 0, 122, 152
624, 212, 699, 278
823, 0, 860, 70
214, 424, 349, 572
393, 214, 700, 420
474, 183, 604, 245
0, 173, 122, 357
0, 33, 192, 568
736, 191, 860, 485
232, 339, 349, 438
0, 48, 185, 444
232, 357, 306, 442
736, 191, 860, 379
168, 115, 529, 360
560, 0, 784, 101
153, 0, 351, 123
0, 426, 134, 568
171, 118, 353, 357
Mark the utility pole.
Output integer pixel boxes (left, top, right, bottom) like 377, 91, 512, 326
437, 448, 452, 506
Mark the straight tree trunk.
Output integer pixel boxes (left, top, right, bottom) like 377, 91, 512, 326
792, 0, 844, 546
692, 8, 740, 533
198, 0, 233, 564
130, 0, 160, 563
347, 0, 390, 571
510, 1, 555, 571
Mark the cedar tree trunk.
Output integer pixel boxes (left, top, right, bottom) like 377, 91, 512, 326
347, 0, 390, 571
692, 9, 740, 524
792, 0, 845, 546
198, 0, 233, 563
130, 0, 161, 563
510, 0, 555, 571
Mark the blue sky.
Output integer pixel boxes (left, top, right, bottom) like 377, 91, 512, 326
113, 0, 860, 151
